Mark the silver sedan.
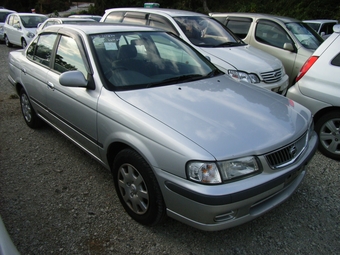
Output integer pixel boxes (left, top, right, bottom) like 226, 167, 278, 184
8, 23, 318, 231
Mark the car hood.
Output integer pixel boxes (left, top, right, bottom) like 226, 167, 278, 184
199, 44, 283, 72
117, 75, 310, 159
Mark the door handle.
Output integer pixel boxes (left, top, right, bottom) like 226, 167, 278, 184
21, 68, 27, 74
47, 81, 55, 89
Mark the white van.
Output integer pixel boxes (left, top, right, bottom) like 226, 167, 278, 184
101, 8, 289, 95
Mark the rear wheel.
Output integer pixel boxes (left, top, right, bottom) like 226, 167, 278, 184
19, 88, 43, 128
112, 149, 166, 226
4, 35, 12, 47
315, 111, 340, 160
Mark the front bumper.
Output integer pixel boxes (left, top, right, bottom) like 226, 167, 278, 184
261, 73, 289, 95
155, 131, 317, 231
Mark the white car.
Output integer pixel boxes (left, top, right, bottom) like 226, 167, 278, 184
303, 19, 338, 39
0, 9, 15, 42
101, 8, 289, 95
287, 24, 340, 160
4, 12, 47, 48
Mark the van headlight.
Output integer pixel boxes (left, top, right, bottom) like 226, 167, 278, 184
26, 32, 35, 38
228, 70, 260, 84
187, 156, 261, 184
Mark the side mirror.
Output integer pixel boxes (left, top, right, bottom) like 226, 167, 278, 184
320, 32, 325, 37
59, 70, 88, 88
283, 42, 295, 52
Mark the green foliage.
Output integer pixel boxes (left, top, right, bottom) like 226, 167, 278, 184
2, 0, 339, 21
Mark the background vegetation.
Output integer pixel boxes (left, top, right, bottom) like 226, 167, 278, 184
1, 0, 339, 21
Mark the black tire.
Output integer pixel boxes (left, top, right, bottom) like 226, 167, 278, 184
315, 111, 340, 160
19, 88, 43, 128
112, 148, 166, 226
4, 35, 12, 47
21, 38, 27, 48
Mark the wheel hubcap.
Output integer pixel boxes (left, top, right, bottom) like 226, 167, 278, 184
21, 94, 32, 122
320, 118, 340, 155
118, 164, 149, 215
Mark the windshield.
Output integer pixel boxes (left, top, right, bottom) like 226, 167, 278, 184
174, 16, 244, 47
90, 31, 221, 90
20, 15, 47, 28
285, 22, 323, 50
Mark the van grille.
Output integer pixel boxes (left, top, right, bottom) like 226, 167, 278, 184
261, 68, 282, 83
265, 132, 307, 169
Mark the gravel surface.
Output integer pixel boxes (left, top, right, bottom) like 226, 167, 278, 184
0, 44, 339, 255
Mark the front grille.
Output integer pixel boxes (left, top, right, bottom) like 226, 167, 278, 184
261, 68, 282, 83
265, 132, 308, 169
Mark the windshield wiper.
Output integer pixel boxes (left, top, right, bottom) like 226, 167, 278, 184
146, 74, 204, 88
214, 42, 243, 47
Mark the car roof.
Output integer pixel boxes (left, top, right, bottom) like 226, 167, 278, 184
45, 17, 95, 22
0, 9, 15, 13
303, 19, 338, 23
104, 7, 207, 18
10, 12, 47, 17
209, 12, 301, 23
42, 23, 165, 34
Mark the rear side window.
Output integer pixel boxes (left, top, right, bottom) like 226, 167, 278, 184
54, 35, 87, 77
255, 20, 292, 49
320, 23, 337, 35
331, 52, 340, 66
122, 12, 147, 25
103, 11, 124, 23
225, 18, 252, 39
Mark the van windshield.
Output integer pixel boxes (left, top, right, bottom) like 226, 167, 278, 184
174, 16, 244, 47
285, 22, 323, 50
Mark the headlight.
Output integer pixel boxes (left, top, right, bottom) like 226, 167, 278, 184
26, 32, 35, 38
228, 70, 260, 84
187, 156, 260, 184
187, 162, 222, 184
218, 156, 260, 180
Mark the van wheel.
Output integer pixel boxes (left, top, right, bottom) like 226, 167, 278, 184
315, 111, 340, 160
21, 39, 27, 48
5, 35, 12, 47
112, 149, 166, 226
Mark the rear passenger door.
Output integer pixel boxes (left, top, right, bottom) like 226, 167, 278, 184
21, 34, 57, 116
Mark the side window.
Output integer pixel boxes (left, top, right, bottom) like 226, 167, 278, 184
54, 35, 87, 77
225, 18, 252, 39
13, 15, 20, 28
122, 12, 147, 25
103, 11, 124, 23
255, 20, 292, 49
148, 14, 179, 36
26, 37, 38, 60
27, 33, 57, 67
331, 53, 340, 67
7, 15, 13, 25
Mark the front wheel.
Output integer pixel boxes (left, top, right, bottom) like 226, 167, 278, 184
19, 88, 43, 128
4, 35, 12, 47
112, 149, 166, 226
315, 111, 340, 160
21, 38, 27, 48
